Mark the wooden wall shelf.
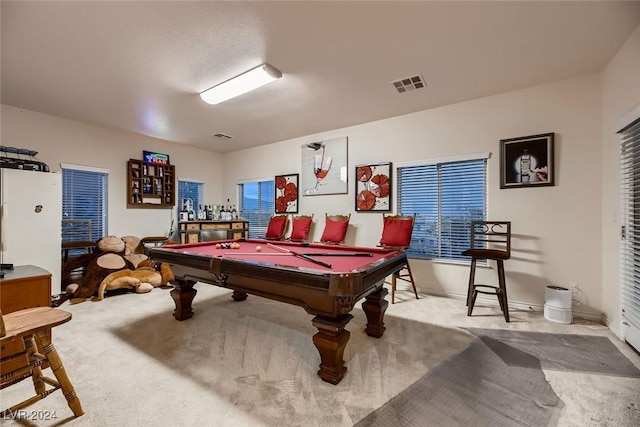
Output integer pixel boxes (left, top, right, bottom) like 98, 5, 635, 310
127, 159, 175, 208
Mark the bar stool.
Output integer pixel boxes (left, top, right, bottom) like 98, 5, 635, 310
462, 221, 511, 322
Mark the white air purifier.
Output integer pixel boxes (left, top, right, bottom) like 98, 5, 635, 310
544, 286, 572, 324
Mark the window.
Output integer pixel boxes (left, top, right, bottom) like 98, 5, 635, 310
177, 179, 203, 214
61, 164, 108, 244
619, 109, 640, 353
238, 179, 274, 238
397, 154, 487, 261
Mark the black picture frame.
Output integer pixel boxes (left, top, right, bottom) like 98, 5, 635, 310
500, 133, 554, 189
355, 162, 392, 212
275, 173, 299, 213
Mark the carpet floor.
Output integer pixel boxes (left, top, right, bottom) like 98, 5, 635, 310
357, 328, 640, 426
2, 284, 639, 426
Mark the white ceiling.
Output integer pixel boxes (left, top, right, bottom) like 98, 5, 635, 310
2, 1, 639, 153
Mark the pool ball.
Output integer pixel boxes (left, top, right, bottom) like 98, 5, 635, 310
256, 245, 262, 252
215, 243, 221, 249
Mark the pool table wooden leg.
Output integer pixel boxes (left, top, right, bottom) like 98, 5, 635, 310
312, 314, 353, 385
170, 279, 197, 321
232, 290, 248, 301
362, 286, 388, 338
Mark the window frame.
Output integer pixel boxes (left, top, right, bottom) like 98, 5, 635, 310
396, 152, 488, 262
237, 178, 275, 239
177, 177, 204, 215
60, 163, 109, 245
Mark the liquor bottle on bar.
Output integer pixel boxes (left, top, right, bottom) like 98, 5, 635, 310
179, 202, 188, 222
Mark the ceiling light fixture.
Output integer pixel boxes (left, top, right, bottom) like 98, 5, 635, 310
199, 63, 282, 105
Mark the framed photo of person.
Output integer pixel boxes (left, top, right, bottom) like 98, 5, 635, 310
500, 133, 554, 189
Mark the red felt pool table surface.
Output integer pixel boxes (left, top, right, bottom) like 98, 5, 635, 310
148, 238, 408, 385
160, 239, 393, 272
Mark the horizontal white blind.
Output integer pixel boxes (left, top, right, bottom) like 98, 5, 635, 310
177, 180, 203, 212
61, 167, 108, 242
620, 117, 640, 332
239, 180, 274, 238
398, 158, 486, 260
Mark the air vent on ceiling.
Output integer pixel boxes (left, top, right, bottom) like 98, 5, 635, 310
212, 133, 234, 139
391, 74, 426, 93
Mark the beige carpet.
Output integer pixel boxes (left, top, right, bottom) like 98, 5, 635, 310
2, 283, 640, 426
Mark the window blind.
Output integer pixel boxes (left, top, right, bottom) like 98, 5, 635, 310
398, 158, 486, 260
62, 167, 108, 242
177, 180, 203, 213
238, 180, 274, 238
619, 116, 640, 342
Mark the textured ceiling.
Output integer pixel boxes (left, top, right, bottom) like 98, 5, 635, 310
2, 1, 639, 153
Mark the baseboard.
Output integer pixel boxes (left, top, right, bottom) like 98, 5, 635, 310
602, 313, 623, 340
423, 289, 605, 324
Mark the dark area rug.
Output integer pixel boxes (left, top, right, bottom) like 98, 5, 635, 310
466, 328, 640, 378
356, 329, 640, 427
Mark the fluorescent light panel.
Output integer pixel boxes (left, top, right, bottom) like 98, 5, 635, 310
200, 63, 282, 105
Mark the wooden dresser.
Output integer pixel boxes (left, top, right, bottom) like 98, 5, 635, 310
1, 265, 52, 376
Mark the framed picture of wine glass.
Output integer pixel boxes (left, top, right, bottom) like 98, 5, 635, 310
301, 137, 348, 196
355, 162, 392, 212
500, 133, 554, 189
274, 173, 299, 213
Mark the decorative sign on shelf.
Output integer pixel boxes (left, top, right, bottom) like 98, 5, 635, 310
143, 150, 170, 165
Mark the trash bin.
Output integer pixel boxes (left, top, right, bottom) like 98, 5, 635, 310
544, 286, 572, 324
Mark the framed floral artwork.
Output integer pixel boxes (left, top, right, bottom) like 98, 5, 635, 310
355, 162, 392, 212
275, 173, 299, 213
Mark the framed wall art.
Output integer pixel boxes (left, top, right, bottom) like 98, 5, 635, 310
275, 173, 299, 213
301, 137, 348, 196
355, 162, 392, 212
500, 133, 554, 189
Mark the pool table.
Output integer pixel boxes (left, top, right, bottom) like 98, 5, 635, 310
148, 238, 407, 384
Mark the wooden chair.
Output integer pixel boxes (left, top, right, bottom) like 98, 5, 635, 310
288, 214, 314, 242
379, 213, 419, 304
461, 221, 511, 322
319, 213, 351, 245
264, 214, 289, 240
0, 307, 83, 419
61, 219, 94, 263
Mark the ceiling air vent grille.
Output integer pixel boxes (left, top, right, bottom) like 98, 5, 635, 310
212, 133, 233, 139
391, 75, 426, 93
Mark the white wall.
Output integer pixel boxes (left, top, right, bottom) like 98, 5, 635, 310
601, 24, 640, 336
222, 74, 604, 318
8, 29, 640, 320
1, 105, 225, 238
